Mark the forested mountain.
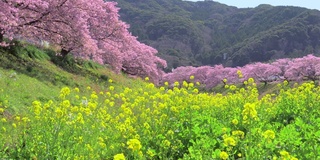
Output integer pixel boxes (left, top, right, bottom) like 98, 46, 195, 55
114, 0, 320, 71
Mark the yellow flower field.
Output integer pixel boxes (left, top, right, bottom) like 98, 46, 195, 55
0, 79, 319, 159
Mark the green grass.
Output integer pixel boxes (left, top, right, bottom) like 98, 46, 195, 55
0, 42, 147, 114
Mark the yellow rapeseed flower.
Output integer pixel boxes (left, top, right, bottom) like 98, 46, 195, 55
99, 142, 106, 148
143, 122, 150, 129
237, 70, 243, 78
263, 130, 275, 139
147, 149, 156, 157
232, 119, 238, 125
14, 116, 20, 121
248, 78, 255, 84
90, 92, 98, 99
162, 140, 171, 147
183, 81, 188, 88
85, 144, 93, 152
232, 130, 245, 139
223, 78, 227, 83
71, 106, 79, 113
170, 106, 178, 113
167, 130, 174, 136
222, 127, 228, 133
32, 100, 42, 115
22, 117, 30, 123
147, 83, 155, 88
127, 139, 142, 151
55, 107, 64, 118
76, 113, 85, 124
60, 87, 71, 98
224, 136, 236, 147
1, 118, 7, 122
242, 103, 258, 123
43, 100, 53, 109
230, 85, 237, 91
87, 102, 97, 111
220, 151, 229, 160
193, 88, 199, 94
280, 150, 290, 159
74, 87, 80, 92
62, 100, 71, 108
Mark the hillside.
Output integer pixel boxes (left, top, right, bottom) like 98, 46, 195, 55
0, 42, 148, 113
114, 0, 320, 70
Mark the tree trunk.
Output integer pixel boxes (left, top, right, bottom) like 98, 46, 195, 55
0, 29, 3, 42
263, 81, 267, 86
60, 48, 70, 57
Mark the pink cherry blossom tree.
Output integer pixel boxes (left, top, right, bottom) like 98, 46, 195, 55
15, 0, 99, 56
85, 1, 129, 70
121, 36, 167, 84
162, 66, 196, 85
0, 0, 20, 46
242, 62, 282, 85
1, 0, 167, 83
161, 55, 320, 88
271, 58, 291, 80
205, 65, 226, 88
220, 67, 240, 84
189, 66, 214, 84
284, 55, 320, 82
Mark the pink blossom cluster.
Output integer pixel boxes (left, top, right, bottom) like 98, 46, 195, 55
0, 0, 166, 83
162, 55, 320, 89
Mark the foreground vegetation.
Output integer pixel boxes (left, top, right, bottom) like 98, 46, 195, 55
0, 44, 319, 159
1, 76, 320, 159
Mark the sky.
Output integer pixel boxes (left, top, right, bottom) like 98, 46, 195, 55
188, 0, 320, 10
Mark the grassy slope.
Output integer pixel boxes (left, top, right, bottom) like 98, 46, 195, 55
0, 42, 296, 115
0, 42, 147, 115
